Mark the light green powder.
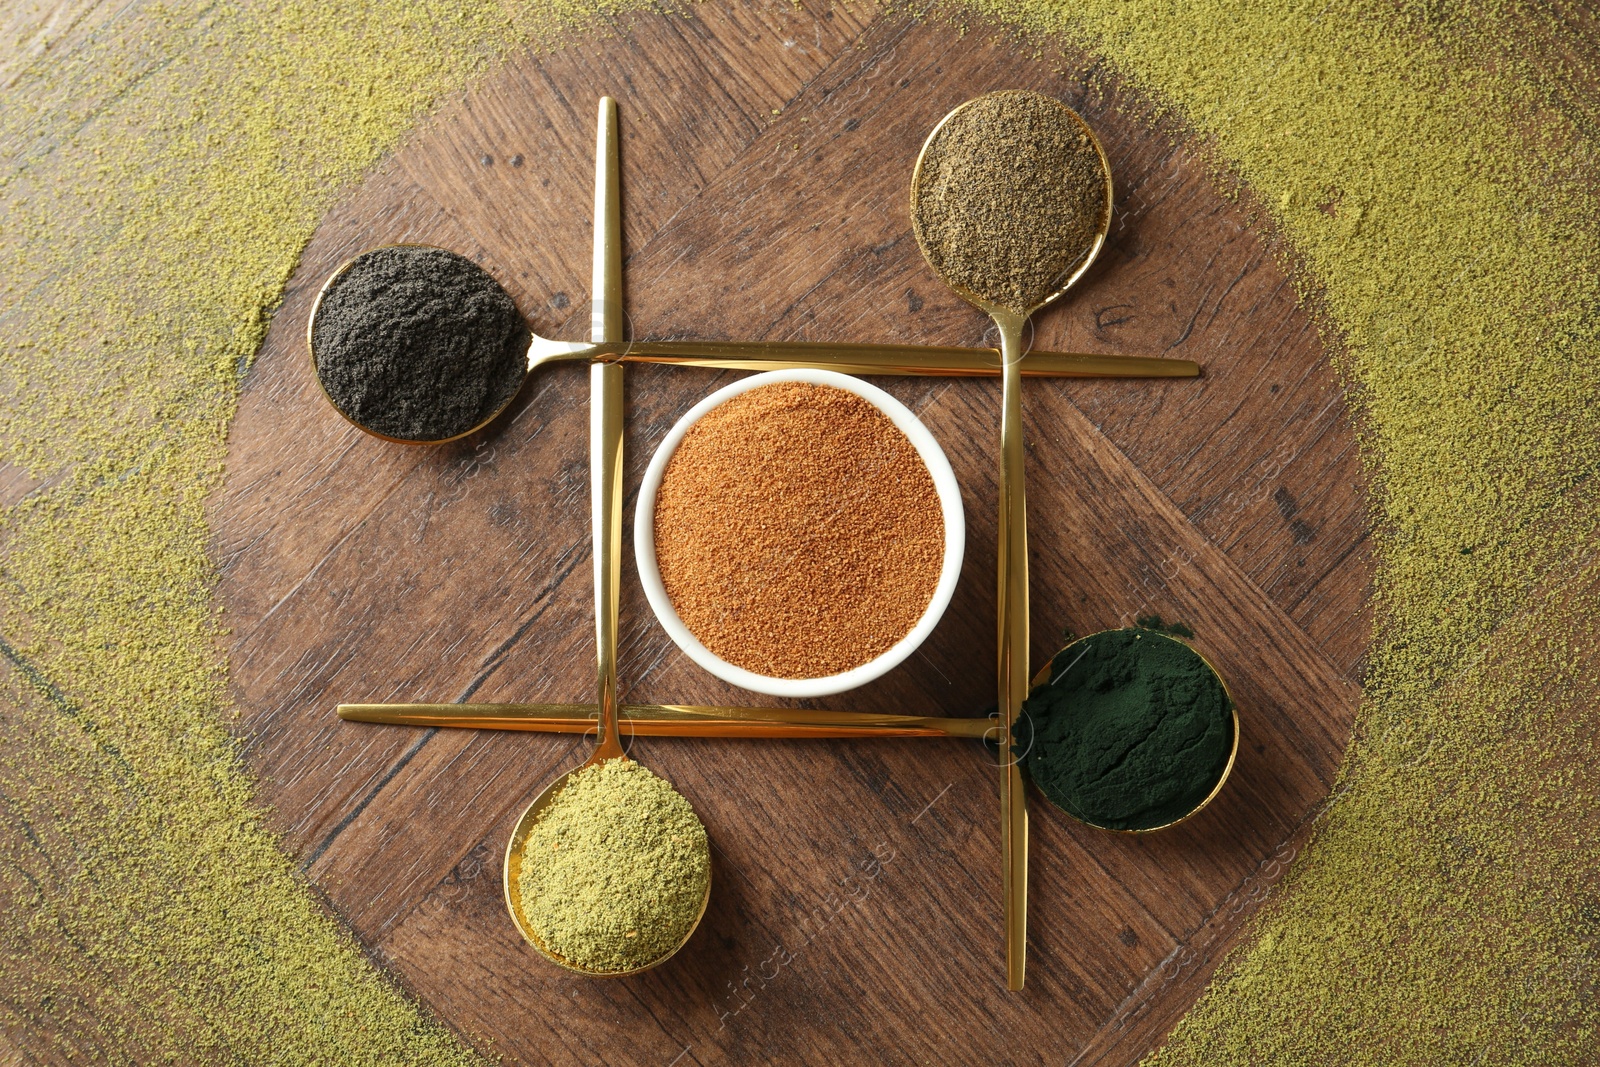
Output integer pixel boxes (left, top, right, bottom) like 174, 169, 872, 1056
0, 0, 622, 1061
519, 758, 710, 973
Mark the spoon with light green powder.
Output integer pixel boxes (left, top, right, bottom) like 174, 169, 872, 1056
508, 758, 709, 974
909, 89, 1114, 991
502, 98, 710, 977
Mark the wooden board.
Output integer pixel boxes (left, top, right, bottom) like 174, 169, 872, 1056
211, 4, 1373, 1063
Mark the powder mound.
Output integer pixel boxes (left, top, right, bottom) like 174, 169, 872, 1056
652, 381, 945, 679
311, 245, 528, 441
911, 90, 1109, 313
1022, 629, 1233, 831
518, 759, 710, 973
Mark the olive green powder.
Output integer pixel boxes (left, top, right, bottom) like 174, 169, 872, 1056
518, 759, 710, 973
910, 89, 1109, 312
1022, 628, 1233, 830
0, 0, 540, 1061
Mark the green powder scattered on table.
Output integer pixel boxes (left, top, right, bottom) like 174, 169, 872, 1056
519, 758, 710, 973
1024, 628, 1233, 831
0, 0, 540, 1060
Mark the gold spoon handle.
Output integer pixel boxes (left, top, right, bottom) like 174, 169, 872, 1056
597, 341, 1197, 378
996, 312, 1031, 992
590, 97, 626, 763
337, 701, 998, 740
532, 335, 1199, 378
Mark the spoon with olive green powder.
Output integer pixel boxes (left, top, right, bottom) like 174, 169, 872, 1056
503, 99, 710, 977
513, 758, 710, 973
909, 89, 1113, 990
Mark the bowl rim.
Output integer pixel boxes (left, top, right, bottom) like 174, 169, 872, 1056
634, 368, 966, 698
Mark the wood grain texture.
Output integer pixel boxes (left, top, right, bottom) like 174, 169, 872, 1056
212, 3, 1373, 1063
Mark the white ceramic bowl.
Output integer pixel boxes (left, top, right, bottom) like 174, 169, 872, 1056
634, 369, 965, 698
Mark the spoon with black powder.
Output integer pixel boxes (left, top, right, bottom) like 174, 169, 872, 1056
308, 244, 1194, 445
908, 89, 1114, 991
309, 246, 530, 444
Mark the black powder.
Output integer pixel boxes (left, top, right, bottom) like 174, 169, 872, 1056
311, 245, 529, 442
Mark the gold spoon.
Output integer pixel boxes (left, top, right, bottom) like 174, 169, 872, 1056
339, 633, 1238, 825
503, 98, 708, 977
342, 700, 1002, 739
910, 90, 1115, 991
307, 250, 1193, 445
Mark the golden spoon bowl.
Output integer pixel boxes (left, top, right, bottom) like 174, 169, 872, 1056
306, 238, 1194, 445
502, 757, 712, 978
1024, 630, 1240, 834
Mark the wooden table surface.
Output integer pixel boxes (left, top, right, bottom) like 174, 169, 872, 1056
212, 3, 1372, 1062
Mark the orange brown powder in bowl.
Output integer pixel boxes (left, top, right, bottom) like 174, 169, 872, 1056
651, 381, 944, 679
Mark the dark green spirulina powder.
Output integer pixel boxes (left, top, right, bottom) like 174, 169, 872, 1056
311, 245, 528, 442
1021, 627, 1234, 831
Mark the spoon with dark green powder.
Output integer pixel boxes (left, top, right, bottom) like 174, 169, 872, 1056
1019, 628, 1238, 832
